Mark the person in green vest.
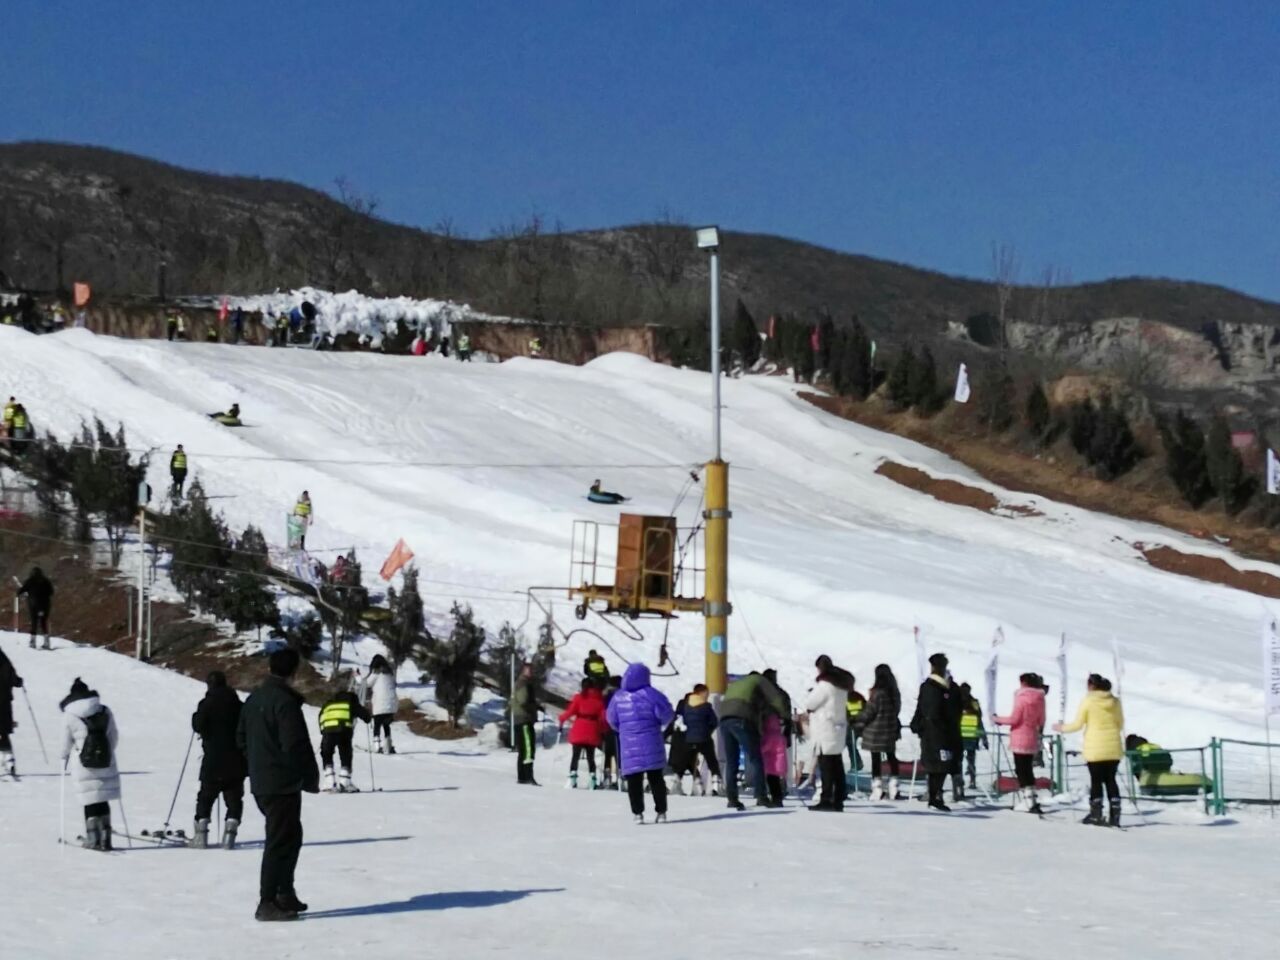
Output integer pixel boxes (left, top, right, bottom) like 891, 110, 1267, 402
845, 683, 867, 773
457, 332, 472, 362
293, 491, 313, 549
583, 649, 609, 687
957, 682, 988, 795
169, 444, 188, 497
317, 684, 370, 793
7, 403, 32, 455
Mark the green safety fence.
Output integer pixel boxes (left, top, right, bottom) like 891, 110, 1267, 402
1209, 738, 1280, 816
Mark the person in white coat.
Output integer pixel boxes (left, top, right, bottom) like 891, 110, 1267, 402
805, 655, 853, 812
365, 655, 398, 754
60, 678, 121, 850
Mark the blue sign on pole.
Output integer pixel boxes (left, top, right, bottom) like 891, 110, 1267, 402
709, 635, 725, 655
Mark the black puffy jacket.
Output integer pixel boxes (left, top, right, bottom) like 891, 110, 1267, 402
236, 675, 319, 796
193, 685, 247, 783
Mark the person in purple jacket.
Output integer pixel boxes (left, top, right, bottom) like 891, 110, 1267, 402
606, 662, 675, 823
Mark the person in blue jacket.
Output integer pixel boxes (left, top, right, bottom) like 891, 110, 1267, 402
677, 683, 722, 795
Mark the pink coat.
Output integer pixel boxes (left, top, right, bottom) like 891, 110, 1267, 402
760, 714, 788, 778
994, 686, 1046, 756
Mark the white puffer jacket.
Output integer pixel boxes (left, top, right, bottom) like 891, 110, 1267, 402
804, 679, 849, 755
366, 671, 398, 717
62, 696, 121, 805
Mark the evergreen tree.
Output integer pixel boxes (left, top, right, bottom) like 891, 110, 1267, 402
218, 525, 279, 636
731, 299, 761, 370
163, 481, 232, 612
828, 328, 849, 395
1068, 400, 1097, 459
1159, 410, 1213, 508
318, 549, 370, 678
27, 431, 73, 537
793, 323, 816, 384
1206, 416, 1255, 515
909, 345, 939, 411
386, 564, 426, 669
887, 347, 917, 408
815, 313, 836, 372
840, 318, 873, 400
978, 363, 1016, 430
1026, 382, 1051, 443
66, 420, 150, 564
1086, 394, 1142, 480
428, 603, 487, 727
763, 315, 786, 364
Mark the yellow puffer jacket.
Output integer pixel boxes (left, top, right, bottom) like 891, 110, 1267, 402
1060, 690, 1124, 762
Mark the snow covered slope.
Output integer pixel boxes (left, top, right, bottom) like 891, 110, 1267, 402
1, 326, 1275, 748
2, 633, 1276, 960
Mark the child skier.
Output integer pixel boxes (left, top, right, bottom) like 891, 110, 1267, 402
318, 683, 371, 793
365, 655, 398, 754
956, 682, 987, 798
60, 678, 120, 850
558, 678, 607, 788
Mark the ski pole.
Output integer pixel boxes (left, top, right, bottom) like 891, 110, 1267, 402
59, 759, 66, 847
162, 730, 196, 832
216, 797, 222, 846
20, 686, 48, 766
117, 795, 134, 849
366, 722, 376, 792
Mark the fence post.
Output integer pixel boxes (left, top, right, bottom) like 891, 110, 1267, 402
1210, 739, 1223, 816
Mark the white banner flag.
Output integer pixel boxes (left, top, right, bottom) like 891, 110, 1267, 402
914, 626, 928, 683
1268, 449, 1280, 496
954, 362, 971, 404
1263, 616, 1280, 716
1056, 633, 1069, 725
1111, 637, 1125, 700
984, 627, 1004, 722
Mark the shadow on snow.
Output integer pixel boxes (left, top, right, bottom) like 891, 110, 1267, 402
305, 888, 564, 919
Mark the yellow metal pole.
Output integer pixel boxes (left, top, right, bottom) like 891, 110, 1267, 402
704, 459, 730, 693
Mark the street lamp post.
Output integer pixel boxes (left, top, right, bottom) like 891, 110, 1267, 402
695, 226, 730, 694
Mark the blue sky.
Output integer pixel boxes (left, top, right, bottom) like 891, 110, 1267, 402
4, 1, 1278, 298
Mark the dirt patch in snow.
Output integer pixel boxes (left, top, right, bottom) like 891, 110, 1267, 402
875, 461, 1042, 518
1138, 544, 1280, 599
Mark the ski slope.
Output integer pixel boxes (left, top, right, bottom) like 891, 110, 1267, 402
0, 326, 1276, 749
2, 633, 1277, 960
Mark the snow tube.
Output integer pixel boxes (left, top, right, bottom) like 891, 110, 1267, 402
587, 491, 627, 504
209, 414, 242, 427
1138, 770, 1210, 797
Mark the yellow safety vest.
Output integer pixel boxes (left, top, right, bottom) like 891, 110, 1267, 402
2, 403, 14, 425
11, 411, 28, 430
320, 700, 353, 730
294, 499, 312, 518
960, 710, 982, 741
587, 660, 607, 677
846, 698, 865, 720
172, 451, 187, 470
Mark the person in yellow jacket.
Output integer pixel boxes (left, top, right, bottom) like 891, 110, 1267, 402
2, 396, 16, 429
293, 491, 313, 549
169, 445, 188, 497
1054, 673, 1124, 827
317, 687, 371, 792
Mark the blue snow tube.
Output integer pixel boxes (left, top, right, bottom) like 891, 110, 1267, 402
588, 491, 626, 504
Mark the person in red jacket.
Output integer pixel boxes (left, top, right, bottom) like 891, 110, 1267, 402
559, 679, 608, 789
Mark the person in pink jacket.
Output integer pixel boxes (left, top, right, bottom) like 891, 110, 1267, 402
759, 669, 791, 805
994, 673, 1047, 814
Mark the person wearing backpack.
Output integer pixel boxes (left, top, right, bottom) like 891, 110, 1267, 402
60, 678, 120, 851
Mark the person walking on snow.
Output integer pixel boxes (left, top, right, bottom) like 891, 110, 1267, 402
237, 648, 320, 921
559, 678, 607, 788
293, 491, 313, 549
169, 444, 188, 497
1054, 674, 1125, 827
719, 670, 790, 810
956, 682, 987, 799
995, 673, 1047, 815
806, 656, 852, 812
676, 682, 722, 796
17, 565, 53, 650
60, 677, 120, 851
0, 647, 23, 778
912, 653, 961, 812
364, 655, 398, 754
317, 683, 371, 793
606, 662, 675, 823
191, 671, 247, 848
511, 664, 541, 785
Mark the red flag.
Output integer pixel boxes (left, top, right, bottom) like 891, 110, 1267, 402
810, 327, 820, 352
218, 297, 229, 322
379, 538, 415, 581
73, 282, 91, 307
767, 315, 776, 340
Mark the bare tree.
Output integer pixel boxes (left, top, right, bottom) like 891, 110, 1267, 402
991, 241, 1019, 351
632, 209, 694, 311
1030, 264, 1072, 326
298, 176, 381, 290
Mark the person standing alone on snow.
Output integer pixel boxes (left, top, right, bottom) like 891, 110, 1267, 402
1054, 674, 1124, 827
995, 673, 1047, 815
191, 671, 247, 848
606, 662, 675, 823
60, 677, 120, 850
0, 647, 23, 778
293, 491, 313, 550
170, 445, 188, 498
317, 683, 371, 793
911, 653, 961, 812
511, 664, 541, 785
559, 678, 607, 788
237, 648, 320, 921
365, 655, 398, 754
17, 565, 53, 650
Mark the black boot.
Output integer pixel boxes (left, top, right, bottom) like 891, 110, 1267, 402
255, 899, 298, 922
277, 891, 309, 913
1108, 800, 1122, 828
1081, 801, 1104, 825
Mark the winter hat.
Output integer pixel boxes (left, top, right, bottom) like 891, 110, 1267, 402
206, 671, 227, 689
59, 677, 94, 711
928, 653, 949, 672
269, 648, 300, 678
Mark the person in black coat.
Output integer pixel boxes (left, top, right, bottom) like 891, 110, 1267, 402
911, 652, 962, 812
0, 647, 23, 777
236, 648, 319, 922
191, 671, 247, 848
17, 566, 53, 649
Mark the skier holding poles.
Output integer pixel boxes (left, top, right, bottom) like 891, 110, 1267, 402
190, 671, 247, 847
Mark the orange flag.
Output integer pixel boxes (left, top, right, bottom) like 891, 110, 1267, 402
379, 538, 415, 581
73, 283, 91, 307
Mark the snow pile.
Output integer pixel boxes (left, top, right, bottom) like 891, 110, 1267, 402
181, 286, 524, 345
1, 326, 1279, 755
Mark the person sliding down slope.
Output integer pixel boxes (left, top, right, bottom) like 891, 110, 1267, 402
588, 480, 628, 504
208, 403, 241, 426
